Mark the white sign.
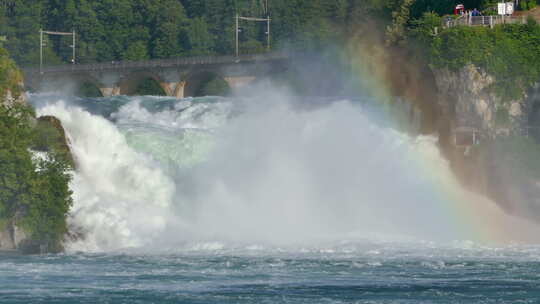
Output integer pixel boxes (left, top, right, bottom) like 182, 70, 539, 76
498, 2, 506, 15
506, 2, 514, 15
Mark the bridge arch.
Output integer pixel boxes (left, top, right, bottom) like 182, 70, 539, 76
183, 71, 230, 97
73, 75, 104, 97
118, 71, 168, 96
23, 53, 290, 98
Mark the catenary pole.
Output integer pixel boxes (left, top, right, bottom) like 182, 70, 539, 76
235, 14, 239, 57
39, 29, 76, 68
235, 16, 271, 55
267, 16, 270, 51
72, 29, 76, 64
39, 29, 43, 74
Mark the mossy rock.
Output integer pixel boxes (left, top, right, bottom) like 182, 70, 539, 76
34, 116, 75, 168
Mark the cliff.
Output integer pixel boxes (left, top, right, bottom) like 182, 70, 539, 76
433, 64, 540, 223
34, 116, 75, 168
434, 64, 532, 138
0, 220, 29, 253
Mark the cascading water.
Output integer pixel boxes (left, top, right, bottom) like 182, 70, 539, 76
31, 92, 539, 252
3, 92, 538, 303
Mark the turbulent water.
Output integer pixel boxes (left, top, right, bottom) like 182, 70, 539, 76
2, 92, 540, 303
2, 243, 540, 303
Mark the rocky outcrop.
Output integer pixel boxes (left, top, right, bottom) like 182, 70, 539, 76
434, 64, 529, 138
0, 221, 54, 254
0, 46, 26, 107
2, 88, 27, 107
434, 64, 540, 223
0, 221, 29, 252
0, 225, 15, 250
34, 116, 75, 168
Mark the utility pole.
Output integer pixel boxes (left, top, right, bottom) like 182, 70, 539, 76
235, 14, 239, 57
72, 29, 76, 64
266, 16, 270, 51
39, 29, 76, 71
40, 29, 43, 74
235, 16, 271, 56
235, 0, 271, 56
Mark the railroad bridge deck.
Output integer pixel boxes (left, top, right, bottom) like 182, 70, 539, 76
23, 53, 290, 97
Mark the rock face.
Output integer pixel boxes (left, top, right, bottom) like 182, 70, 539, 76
35, 115, 75, 167
434, 64, 540, 223
0, 226, 15, 250
1, 88, 27, 107
434, 64, 530, 138
0, 222, 29, 251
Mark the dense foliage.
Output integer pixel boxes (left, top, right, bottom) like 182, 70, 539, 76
1, 0, 538, 99
409, 12, 540, 101
0, 0, 501, 66
0, 47, 22, 98
0, 103, 73, 251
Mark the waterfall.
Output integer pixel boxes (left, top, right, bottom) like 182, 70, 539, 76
31, 93, 539, 252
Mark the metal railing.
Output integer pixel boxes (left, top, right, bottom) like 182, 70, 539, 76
444, 15, 527, 28
24, 52, 289, 75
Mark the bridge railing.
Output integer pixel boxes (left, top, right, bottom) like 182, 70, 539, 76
25, 52, 289, 74
444, 15, 527, 28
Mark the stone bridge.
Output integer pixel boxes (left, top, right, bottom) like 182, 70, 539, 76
23, 53, 290, 97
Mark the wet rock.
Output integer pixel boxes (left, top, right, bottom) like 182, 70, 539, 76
34, 115, 75, 168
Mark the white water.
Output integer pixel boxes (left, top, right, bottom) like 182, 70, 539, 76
34, 93, 539, 252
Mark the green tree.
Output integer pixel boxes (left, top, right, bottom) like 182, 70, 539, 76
2, 0, 61, 66
0, 48, 23, 98
123, 41, 149, 60
0, 104, 36, 221
186, 17, 214, 55
0, 103, 73, 252
71, 0, 103, 63
151, 0, 188, 58
22, 153, 73, 249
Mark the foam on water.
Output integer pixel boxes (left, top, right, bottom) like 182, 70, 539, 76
2, 240, 540, 303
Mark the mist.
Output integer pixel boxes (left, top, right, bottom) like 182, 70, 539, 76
31, 83, 539, 252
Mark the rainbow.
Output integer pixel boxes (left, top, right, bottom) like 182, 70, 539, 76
344, 36, 539, 245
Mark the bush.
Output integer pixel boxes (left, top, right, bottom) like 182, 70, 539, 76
410, 17, 540, 101
520, 0, 538, 10
78, 82, 103, 97
133, 78, 167, 96
0, 48, 23, 99
197, 77, 231, 97
0, 104, 73, 251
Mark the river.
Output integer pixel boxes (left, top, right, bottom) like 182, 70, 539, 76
1, 92, 539, 303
